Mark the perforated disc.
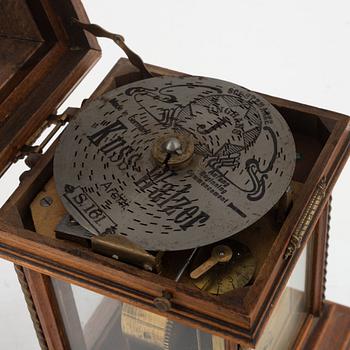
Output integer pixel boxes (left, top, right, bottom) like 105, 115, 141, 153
54, 76, 295, 251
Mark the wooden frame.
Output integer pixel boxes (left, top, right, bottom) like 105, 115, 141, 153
0, 58, 348, 347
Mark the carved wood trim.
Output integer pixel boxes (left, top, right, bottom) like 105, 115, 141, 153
309, 198, 331, 316
23, 268, 71, 350
14, 265, 49, 350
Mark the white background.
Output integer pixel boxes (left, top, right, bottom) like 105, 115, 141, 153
0, 1, 349, 348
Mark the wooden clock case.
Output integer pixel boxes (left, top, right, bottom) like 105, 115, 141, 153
0, 1, 349, 349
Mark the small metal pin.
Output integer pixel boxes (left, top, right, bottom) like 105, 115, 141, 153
175, 248, 198, 282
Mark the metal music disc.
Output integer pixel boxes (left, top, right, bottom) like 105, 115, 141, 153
54, 76, 295, 251
192, 241, 256, 295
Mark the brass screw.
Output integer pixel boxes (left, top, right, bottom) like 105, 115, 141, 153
40, 196, 53, 207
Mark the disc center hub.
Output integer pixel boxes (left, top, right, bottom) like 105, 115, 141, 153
164, 137, 183, 155
152, 133, 194, 169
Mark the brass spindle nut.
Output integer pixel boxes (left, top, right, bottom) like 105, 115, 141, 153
153, 291, 172, 312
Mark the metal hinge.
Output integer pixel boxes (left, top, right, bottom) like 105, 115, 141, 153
14, 108, 78, 178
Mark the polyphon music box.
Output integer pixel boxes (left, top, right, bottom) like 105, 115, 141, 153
0, 1, 349, 349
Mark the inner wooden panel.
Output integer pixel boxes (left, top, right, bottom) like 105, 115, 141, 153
0, 39, 41, 93
278, 108, 330, 183
0, 0, 50, 110
0, 0, 43, 40
0, 39, 50, 109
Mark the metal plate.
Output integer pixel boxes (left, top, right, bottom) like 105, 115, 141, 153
54, 76, 295, 251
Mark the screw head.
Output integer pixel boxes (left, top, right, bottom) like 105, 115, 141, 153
40, 196, 53, 207
153, 296, 172, 312
143, 263, 153, 272
68, 216, 79, 226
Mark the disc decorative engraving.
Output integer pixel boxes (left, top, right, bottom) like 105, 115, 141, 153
54, 76, 295, 251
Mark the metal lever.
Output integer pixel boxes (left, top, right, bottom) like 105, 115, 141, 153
73, 18, 153, 79
190, 245, 232, 279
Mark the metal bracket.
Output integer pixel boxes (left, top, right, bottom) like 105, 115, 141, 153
91, 234, 160, 272
56, 214, 161, 272
284, 177, 327, 259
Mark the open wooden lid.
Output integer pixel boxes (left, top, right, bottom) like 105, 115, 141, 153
0, 0, 101, 174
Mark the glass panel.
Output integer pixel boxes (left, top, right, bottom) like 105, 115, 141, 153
254, 238, 313, 350
52, 279, 226, 350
